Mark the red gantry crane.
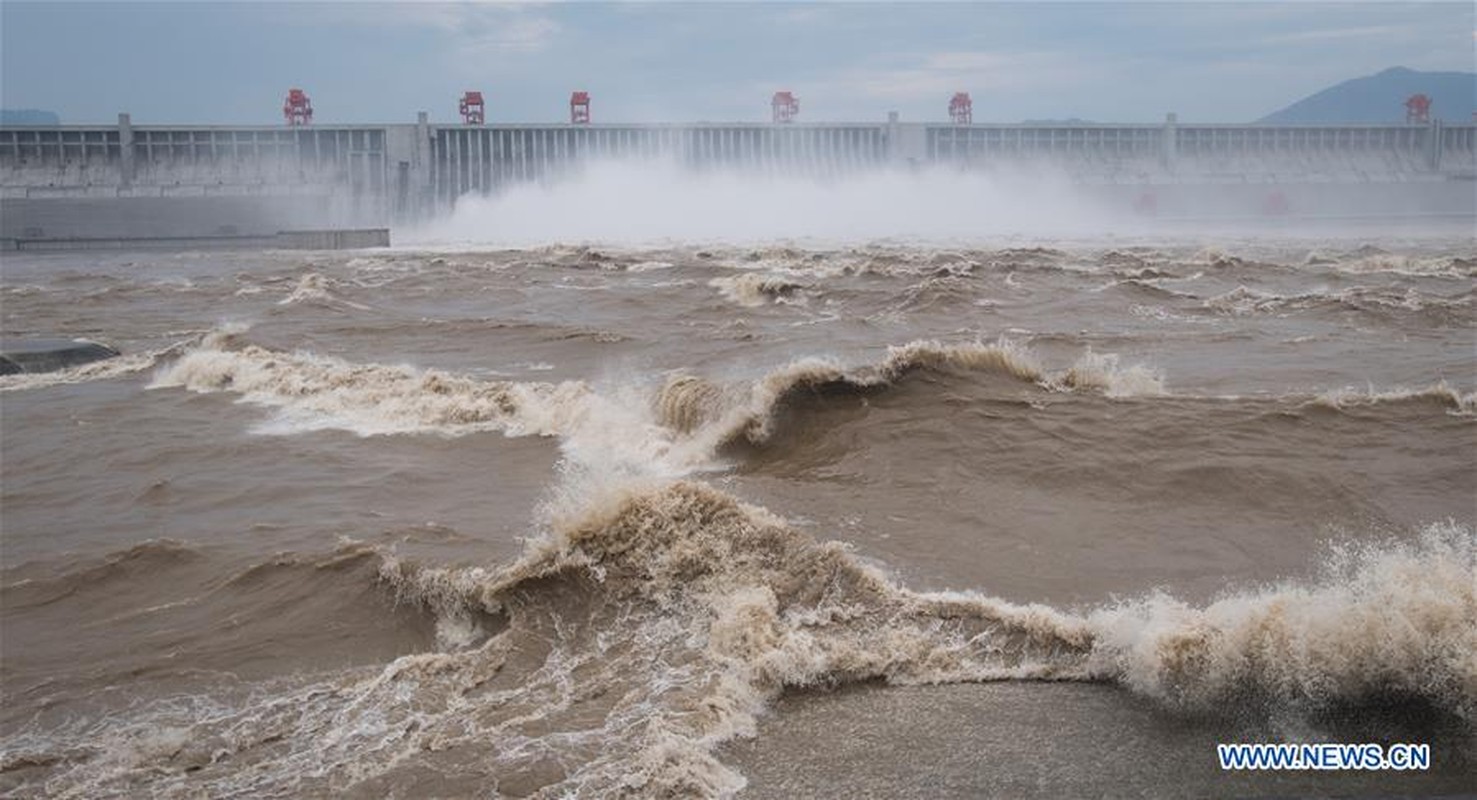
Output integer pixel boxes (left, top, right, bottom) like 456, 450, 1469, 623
570, 91, 591, 124
1405, 94, 1432, 124
949, 92, 973, 124
283, 88, 313, 126
772, 91, 799, 123
460, 91, 485, 125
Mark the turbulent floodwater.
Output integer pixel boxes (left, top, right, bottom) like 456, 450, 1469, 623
1, 235, 1475, 797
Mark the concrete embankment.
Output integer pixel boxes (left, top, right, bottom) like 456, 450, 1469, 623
0, 228, 390, 252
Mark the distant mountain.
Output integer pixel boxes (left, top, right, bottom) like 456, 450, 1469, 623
1260, 67, 1475, 124
0, 109, 60, 125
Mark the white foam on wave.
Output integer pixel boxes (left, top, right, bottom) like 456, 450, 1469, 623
147, 329, 722, 481
1059, 349, 1167, 397
707, 273, 809, 308
276, 272, 372, 310
1088, 521, 1477, 718
1204, 284, 1473, 318
149, 329, 587, 438
1309, 381, 1476, 416
1332, 252, 1474, 279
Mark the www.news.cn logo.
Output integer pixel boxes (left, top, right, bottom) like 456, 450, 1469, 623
1218, 743, 1430, 771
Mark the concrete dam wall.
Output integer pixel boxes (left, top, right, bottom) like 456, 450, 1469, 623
3, 113, 1473, 239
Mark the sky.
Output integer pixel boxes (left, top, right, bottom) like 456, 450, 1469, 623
1, 1, 1473, 125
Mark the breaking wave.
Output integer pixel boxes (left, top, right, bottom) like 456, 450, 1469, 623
656, 339, 1163, 454
1199, 247, 1473, 280
1103, 277, 1196, 302
10, 479, 1470, 797
707, 273, 809, 307
275, 272, 371, 311
146, 333, 1167, 473
149, 328, 593, 438
1308, 381, 1477, 416
1089, 521, 1476, 717
1205, 284, 1473, 323
1059, 349, 1167, 397
1329, 252, 1477, 279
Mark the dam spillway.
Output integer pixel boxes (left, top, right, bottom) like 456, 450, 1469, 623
2, 113, 1474, 240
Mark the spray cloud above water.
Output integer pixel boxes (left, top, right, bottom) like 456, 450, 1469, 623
406, 158, 1124, 247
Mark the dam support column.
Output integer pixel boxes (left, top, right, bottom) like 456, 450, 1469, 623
1427, 119, 1443, 171
1160, 112, 1178, 175
886, 111, 901, 164
884, 115, 927, 169
416, 111, 435, 218
383, 120, 423, 224
118, 113, 135, 189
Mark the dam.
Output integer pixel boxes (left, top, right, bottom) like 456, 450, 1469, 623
2, 111, 1474, 240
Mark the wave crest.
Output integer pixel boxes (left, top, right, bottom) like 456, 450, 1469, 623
1059, 349, 1166, 397
708, 273, 809, 307
1205, 285, 1473, 322
12, 475, 1472, 798
656, 340, 1047, 452
654, 339, 1165, 458
1308, 382, 1476, 416
1089, 521, 1477, 718
392, 482, 1477, 794
150, 330, 592, 437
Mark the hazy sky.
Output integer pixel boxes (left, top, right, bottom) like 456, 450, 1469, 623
2, 1, 1473, 125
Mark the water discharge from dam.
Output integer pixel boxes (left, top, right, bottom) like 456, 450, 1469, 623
408, 159, 1117, 246
405, 155, 1477, 248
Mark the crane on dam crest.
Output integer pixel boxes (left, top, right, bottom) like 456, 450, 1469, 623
949, 92, 973, 124
772, 91, 799, 123
570, 91, 592, 124
460, 92, 486, 125
283, 89, 313, 126
1405, 94, 1432, 124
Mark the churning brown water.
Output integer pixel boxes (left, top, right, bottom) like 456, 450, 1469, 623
2, 233, 1474, 797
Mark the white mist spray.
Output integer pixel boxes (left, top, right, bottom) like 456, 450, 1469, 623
403, 158, 1126, 247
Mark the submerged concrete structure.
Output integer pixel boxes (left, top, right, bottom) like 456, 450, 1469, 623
2, 112, 1473, 238
0, 338, 119, 375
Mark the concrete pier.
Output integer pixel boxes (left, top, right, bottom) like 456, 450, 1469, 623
2, 114, 1473, 237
